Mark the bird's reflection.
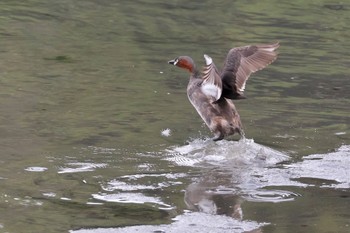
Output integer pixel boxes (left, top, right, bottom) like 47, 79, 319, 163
185, 169, 243, 219
184, 168, 263, 233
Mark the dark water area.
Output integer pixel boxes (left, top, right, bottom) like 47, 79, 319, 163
0, 0, 349, 233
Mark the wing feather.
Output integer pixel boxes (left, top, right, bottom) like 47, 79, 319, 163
221, 42, 279, 99
201, 54, 222, 101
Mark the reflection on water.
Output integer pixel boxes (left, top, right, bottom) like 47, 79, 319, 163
0, 0, 350, 232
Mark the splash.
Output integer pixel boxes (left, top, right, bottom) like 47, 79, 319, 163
161, 128, 172, 137
165, 138, 289, 167
165, 139, 350, 205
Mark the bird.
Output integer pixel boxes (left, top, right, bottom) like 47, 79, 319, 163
168, 42, 279, 141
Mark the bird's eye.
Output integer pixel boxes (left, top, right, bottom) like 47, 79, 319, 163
174, 58, 179, 65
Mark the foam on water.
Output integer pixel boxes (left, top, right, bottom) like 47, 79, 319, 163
24, 166, 48, 172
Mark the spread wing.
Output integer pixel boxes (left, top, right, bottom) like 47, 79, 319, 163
221, 42, 279, 99
201, 54, 222, 101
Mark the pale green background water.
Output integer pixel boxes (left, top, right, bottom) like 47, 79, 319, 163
0, 1, 349, 233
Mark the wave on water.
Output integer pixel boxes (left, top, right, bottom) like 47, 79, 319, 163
284, 144, 350, 189
70, 210, 267, 233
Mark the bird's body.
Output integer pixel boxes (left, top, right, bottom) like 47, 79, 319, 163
186, 72, 243, 141
168, 42, 279, 141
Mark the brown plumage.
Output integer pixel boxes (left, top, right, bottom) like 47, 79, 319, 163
168, 42, 279, 141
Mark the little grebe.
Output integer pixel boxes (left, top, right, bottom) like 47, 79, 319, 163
168, 42, 279, 141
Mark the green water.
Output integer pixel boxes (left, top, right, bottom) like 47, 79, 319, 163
0, 0, 349, 232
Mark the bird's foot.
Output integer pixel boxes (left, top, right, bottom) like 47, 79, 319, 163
212, 134, 224, 141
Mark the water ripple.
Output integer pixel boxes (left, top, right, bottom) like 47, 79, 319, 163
58, 162, 107, 173
244, 189, 301, 203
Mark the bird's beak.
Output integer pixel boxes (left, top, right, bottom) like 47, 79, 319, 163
168, 59, 176, 65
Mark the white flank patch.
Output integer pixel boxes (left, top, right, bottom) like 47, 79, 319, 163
202, 83, 221, 100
